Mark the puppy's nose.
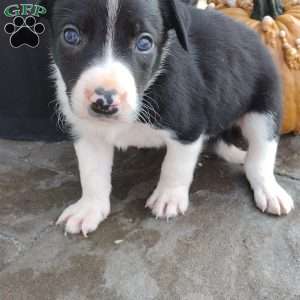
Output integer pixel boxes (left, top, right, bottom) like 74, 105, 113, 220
95, 88, 117, 106
91, 88, 119, 115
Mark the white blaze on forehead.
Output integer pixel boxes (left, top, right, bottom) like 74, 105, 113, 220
105, 0, 120, 58
64, 0, 138, 123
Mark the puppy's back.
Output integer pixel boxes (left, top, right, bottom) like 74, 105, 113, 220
188, 8, 274, 76
183, 8, 281, 133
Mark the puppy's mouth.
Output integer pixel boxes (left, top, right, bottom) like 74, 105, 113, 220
89, 101, 119, 117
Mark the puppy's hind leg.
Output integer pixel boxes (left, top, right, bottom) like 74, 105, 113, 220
241, 113, 294, 215
214, 129, 247, 165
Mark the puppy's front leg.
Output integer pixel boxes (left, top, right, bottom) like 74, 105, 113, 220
57, 138, 114, 236
146, 137, 204, 219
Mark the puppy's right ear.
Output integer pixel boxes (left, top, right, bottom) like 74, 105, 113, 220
160, 0, 190, 52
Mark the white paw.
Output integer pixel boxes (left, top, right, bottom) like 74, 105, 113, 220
146, 186, 189, 219
254, 181, 294, 216
56, 198, 110, 237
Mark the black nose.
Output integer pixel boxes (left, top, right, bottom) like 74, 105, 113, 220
95, 88, 117, 105
91, 88, 118, 115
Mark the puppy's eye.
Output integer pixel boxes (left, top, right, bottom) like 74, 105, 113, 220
63, 26, 80, 46
136, 34, 154, 52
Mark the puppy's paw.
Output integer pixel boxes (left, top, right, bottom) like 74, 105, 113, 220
56, 198, 110, 237
254, 181, 294, 216
146, 186, 189, 219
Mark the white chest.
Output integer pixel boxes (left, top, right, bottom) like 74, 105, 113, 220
105, 123, 169, 150
74, 120, 170, 150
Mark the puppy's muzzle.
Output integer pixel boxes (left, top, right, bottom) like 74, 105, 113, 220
89, 87, 120, 116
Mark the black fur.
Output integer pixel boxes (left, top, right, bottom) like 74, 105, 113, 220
180, 0, 199, 6
150, 3, 282, 142
43, 0, 282, 143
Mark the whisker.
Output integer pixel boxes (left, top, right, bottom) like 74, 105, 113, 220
142, 98, 161, 122
49, 99, 68, 133
137, 110, 151, 126
143, 93, 160, 110
139, 108, 152, 125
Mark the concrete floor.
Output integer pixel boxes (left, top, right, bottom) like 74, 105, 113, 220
0, 135, 299, 300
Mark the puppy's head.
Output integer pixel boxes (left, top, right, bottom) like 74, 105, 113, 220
43, 0, 189, 122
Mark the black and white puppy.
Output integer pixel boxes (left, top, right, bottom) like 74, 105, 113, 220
42, 0, 294, 236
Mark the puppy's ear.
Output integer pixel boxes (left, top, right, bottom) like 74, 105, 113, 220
161, 0, 190, 51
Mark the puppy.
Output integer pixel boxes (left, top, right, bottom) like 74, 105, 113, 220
42, 0, 294, 236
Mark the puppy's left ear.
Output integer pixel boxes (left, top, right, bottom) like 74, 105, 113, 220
161, 0, 190, 52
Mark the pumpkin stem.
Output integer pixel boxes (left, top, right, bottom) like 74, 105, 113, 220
251, 0, 284, 21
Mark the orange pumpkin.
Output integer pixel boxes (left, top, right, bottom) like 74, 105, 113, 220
208, 0, 300, 134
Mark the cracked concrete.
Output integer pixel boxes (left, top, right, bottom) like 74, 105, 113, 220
0, 135, 299, 300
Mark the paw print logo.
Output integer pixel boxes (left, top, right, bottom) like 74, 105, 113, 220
4, 16, 45, 48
